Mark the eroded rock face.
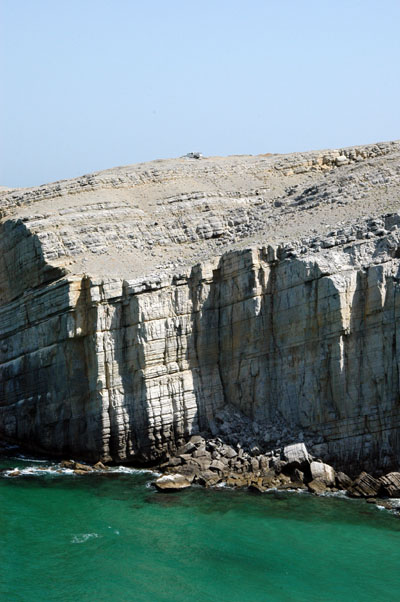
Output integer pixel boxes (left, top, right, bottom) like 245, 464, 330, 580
1, 142, 400, 471
348, 472, 381, 498
379, 472, 400, 497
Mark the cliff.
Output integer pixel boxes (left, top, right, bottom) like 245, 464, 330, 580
1, 141, 400, 473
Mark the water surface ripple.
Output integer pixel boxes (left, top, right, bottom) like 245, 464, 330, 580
1, 456, 400, 601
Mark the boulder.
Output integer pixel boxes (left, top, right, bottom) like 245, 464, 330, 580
379, 472, 400, 497
179, 453, 194, 463
210, 459, 227, 473
195, 470, 221, 487
206, 441, 218, 451
248, 482, 266, 494
154, 474, 192, 491
226, 474, 249, 488
74, 462, 93, 472
60, 460, 75, 469
166, 463, 197, 480
307, 479, 327, 494
290, 468, 305, 487
262, 473, 279, 488
283, 443, 310, 465
348, 472, 381, 498
93, 461, 108, 471
178, 460, 200, 475
310, 461, 335, 486
250, 457, 260, 472
177, 441, 196, 455
335, 471, 352, 490
192, 447, 210, 458
168, 456, 182, 467
335, 155, 349, 166
278, 473, 291, 485
259, 456, 270, 473
272, 458, 288, 474
191, 457, 211, 471
189, 435, 204, 445
220, 445, 237, 459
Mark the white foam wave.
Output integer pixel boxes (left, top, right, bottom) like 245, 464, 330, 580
3, 465, 74, 477
328, 489, 348, 498
109, 465, 160, 475
71, 533, 100, 544
2, 463, 160, 478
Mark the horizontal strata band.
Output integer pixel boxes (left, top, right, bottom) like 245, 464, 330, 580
0, 140, 400, 473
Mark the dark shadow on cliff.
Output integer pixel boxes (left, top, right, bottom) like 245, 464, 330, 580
186, 250, 274, 446
0, 274, 106, 462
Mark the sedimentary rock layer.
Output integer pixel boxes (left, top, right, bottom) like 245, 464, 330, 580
1, 141, 400, 471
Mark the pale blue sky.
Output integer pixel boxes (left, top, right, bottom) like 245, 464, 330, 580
1, 0, 399, 187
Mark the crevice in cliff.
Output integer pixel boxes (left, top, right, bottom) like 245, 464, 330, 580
214, 266, 230, 415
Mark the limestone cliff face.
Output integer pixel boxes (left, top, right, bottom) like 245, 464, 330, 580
1, 142, 400, 471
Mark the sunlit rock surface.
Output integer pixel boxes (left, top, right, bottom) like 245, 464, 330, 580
1, 141, 400, 471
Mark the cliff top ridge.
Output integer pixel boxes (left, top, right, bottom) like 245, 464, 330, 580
1, 140, 400, 281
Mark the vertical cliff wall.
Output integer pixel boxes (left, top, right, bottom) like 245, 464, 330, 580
1, 216, 400, 472
1, 143, 400, 470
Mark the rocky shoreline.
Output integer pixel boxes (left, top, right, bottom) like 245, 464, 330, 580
2, 437, 399, 513
153, 436, 400, 509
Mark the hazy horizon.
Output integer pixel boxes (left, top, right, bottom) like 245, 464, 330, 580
1, 0, 399, 188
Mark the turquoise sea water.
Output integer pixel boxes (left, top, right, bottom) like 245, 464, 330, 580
1, 455, 400, 602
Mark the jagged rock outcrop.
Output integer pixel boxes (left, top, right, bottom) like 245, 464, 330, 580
379, 472, 400, 497
347, 471, 382, 498
1, 141, 400, 473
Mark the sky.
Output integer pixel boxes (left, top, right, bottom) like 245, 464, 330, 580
1, 0, 399, 188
